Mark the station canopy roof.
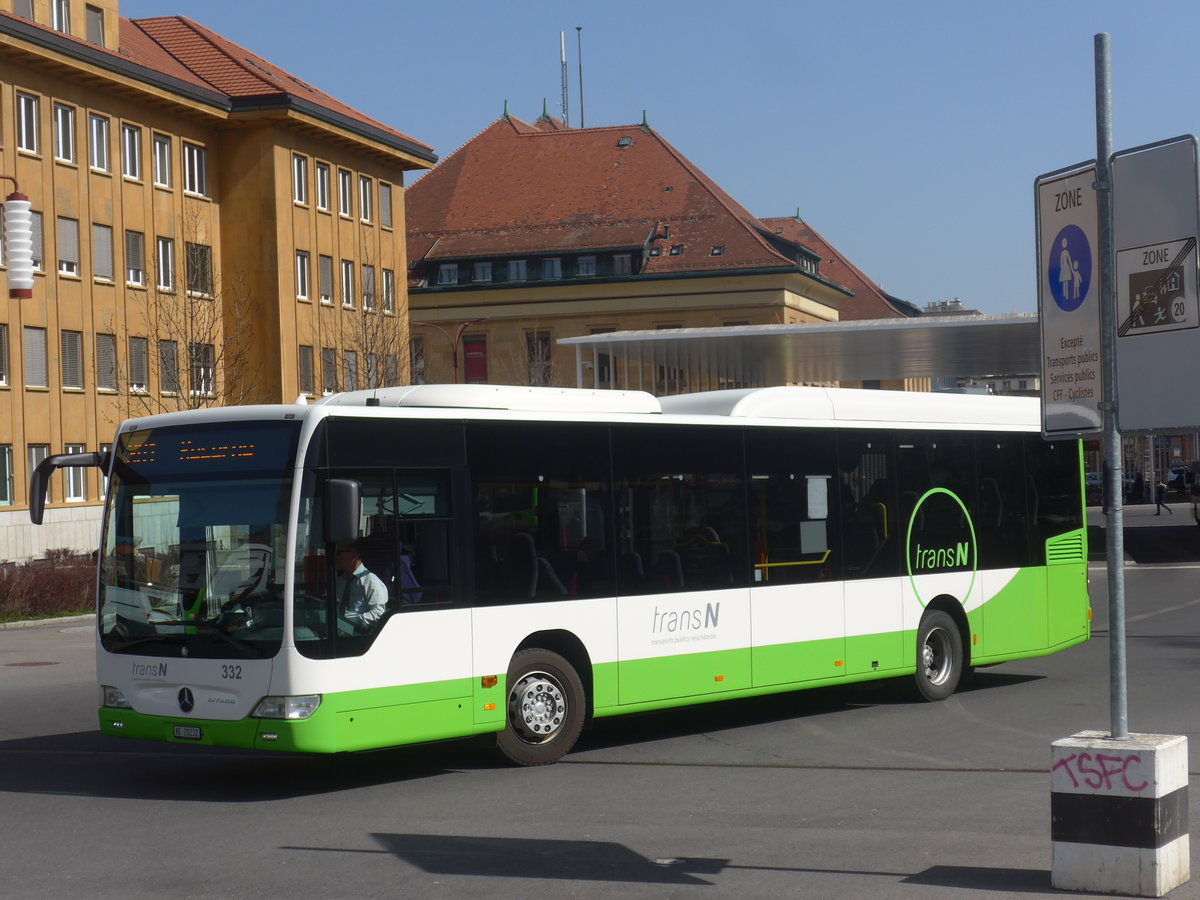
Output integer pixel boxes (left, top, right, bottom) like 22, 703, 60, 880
557, 313, 1041, 387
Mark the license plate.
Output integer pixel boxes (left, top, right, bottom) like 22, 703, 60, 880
173, 725, 202, 740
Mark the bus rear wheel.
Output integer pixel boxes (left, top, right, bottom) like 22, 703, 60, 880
914, 610, 964, 701
497, 649, 585, 766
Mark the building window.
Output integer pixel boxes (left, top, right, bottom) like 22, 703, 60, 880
318, 254, 333, 304
473, 261, 492, 283
13, 0, 31, 19
0, 324, 8, 386
53, 104, 76, 163
361, 264, 375, 310
121, 124, 141, 179
88, 114, 109, 171
185, 242, 212, 296
359, 176, 373, 222
379, 182, 392, 228
183, 142, 206, 195
125, 230, 145, 285
710, 245, 725, 256
409, 337, 425, 385
295, 250, 310, 300
298, 345, 314, 395
340, 259, 354, 307
30, 211, 44, 270
64, 443, 86, 502
338, 168, 352, 217
92, 224, 114, 281
28, 445, 49, 502
96, 333, 117, 391
541, 258, 562, 280
189, 343, 214, 397
24, 326, 47, 388
85, 4, 104, 44
60, 330, 83, 389
343, 350, 358, 391
577, 256, 596, 276
321, 347, 337, 394
526, 331, 551, 386
128, 336, 148, 392
51, 0, 70, 33
16, 93, 39, 154
0, 445, 12, 506
384, 354, 398, 386
57, 217, 80, 276
315, 162, 330, 211
507, 259, 527, 282
382, 269, 395, 313
152, 133, 171, 187
155, 236, 174, 291
437, 264, 458, 285
158, 339, 178, 393
613, 253, 632, 275
669, 244, 683, 256
463, 335, 487, 384
292, 154, 307, 205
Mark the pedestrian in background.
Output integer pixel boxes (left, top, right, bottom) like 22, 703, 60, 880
1155, 480, 1173, 516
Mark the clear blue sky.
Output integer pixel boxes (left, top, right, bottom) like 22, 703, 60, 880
123, 0, 1200, 315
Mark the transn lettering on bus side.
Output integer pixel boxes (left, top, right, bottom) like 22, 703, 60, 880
132, 662, 167, 678
652, 602, 720, 634
912, 542, 971, 571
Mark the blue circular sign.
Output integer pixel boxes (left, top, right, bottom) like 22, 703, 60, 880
1048, 225, 1092, 312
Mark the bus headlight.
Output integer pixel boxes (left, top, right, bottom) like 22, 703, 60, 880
101, 685, 132, 709
251, 695, 321, 720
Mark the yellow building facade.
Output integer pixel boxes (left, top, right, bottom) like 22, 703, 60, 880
0, 4, 434, 559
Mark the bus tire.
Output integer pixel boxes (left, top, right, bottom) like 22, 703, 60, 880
497, 649, 586, 766
914, 610, 963, 702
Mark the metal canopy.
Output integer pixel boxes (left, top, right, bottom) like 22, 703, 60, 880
559, 313, 1040, 388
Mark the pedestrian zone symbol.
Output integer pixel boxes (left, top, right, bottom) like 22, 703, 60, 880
1048, 224, 1092, 312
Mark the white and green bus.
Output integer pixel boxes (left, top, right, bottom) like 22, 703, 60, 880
31, 384, 1089, 766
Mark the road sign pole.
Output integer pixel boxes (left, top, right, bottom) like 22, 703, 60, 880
1094, 32, 1129, 740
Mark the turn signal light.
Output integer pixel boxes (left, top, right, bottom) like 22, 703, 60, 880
481, 675, 498, 688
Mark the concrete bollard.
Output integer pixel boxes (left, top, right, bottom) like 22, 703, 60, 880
1051, 731, 1189, 897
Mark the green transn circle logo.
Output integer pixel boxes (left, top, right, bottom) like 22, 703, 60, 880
905, 488, 977, 610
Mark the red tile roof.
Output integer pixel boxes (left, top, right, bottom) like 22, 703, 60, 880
407, 116, 818, 278
0, 11, 432, 158
760, 216, 916, 319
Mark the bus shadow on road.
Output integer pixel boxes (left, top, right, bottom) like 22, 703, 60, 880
0, 730, 497, 802
574, 670, 1044, 755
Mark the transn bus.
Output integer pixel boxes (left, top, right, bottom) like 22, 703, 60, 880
30, 384, 1089, 765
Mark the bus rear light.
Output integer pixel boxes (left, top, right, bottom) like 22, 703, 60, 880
251, 695, 321, 720
101, 685, 132, 709
480, 675, 498, 688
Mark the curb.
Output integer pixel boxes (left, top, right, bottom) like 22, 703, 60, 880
0, 613, 95, 631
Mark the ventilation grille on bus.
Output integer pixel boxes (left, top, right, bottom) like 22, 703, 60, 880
1045, 531, 1086, 565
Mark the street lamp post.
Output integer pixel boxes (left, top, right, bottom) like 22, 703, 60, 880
0, 176, 34, 299
411, 318, 488, 384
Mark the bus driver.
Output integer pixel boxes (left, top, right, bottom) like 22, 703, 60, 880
334, 542, 388, 633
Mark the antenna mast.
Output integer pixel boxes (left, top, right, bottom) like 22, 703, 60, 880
560, 31, 569, 127
576, 26, 585, 128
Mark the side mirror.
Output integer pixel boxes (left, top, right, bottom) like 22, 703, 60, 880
30, 451, 107, 525
325, 478, 360, 545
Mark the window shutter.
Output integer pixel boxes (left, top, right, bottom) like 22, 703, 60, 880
24, 327, 47, 387
60, 330, 82, 388
96, 333, 116, 390
92, 224, 113, 279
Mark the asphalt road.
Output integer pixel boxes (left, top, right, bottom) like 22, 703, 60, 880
2, 525, 1198, 899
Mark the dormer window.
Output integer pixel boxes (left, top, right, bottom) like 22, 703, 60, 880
617, 136, 632, 148
612, 254, 632, 275
668, 245, 683, 256
437, 264, 458, 285
710, 245, 725, 256
577, 256, 596, 276
473, 261, 493, 282
542, 258, 562, 280
507, 260, 527, 282
649, 247, 662, 257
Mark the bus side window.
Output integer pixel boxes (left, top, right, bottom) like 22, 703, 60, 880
744, 427, 838, 585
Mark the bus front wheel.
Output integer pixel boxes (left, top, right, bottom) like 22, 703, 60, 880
914, 610, 963, 702
497, 649, 585, 766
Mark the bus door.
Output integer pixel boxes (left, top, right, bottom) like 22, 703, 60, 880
840, 433, 904, 676
745, 428, 845, 688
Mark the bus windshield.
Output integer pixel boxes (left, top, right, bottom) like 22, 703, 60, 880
98, 419, 301, 659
